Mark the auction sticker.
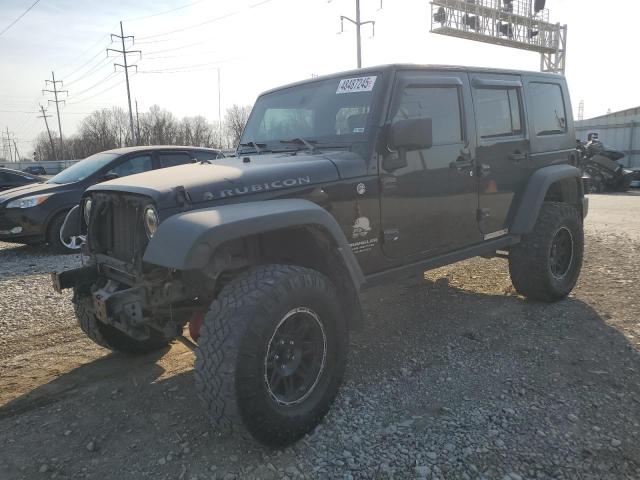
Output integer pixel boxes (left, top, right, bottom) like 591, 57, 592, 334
336, 76, 377, 94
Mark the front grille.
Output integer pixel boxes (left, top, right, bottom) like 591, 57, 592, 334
89, 193, 150, 264
111, 199, 143, 262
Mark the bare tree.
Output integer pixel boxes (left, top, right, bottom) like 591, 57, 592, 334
33, 131, 58, 161
140, 105, 180, 145
224, 104, 252, 147
29, 103, 253, 160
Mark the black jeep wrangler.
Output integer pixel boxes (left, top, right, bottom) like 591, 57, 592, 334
53, 64, 587, 446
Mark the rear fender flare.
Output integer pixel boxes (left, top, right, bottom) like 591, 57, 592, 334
511, 164, 583, 234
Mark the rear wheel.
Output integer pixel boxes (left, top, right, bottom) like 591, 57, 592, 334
508, 202, 583, 302
47, 211, 84, 254
73, 292, 171, 354
195, 264, 348, 447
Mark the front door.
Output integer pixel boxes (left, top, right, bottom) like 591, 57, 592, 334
470, 74, 531, 236
380, 71, 482, 259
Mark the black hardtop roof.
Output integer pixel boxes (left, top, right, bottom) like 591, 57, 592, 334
260, 63, 564, 96
100, 145, 221, 156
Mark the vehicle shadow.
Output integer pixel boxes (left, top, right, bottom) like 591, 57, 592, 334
1, 275, 639, 479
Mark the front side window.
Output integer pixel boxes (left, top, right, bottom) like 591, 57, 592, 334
47, 152, 121, 184
475, 88, 523, 139
109, 155, 152, 178
530, 82, 567, 136
393, 86, 463, 145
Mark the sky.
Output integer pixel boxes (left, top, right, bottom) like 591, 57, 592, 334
0, 0, 638, 157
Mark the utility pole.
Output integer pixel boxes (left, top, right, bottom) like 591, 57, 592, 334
217, 68, 223, 147
108, 21, 141, 145
13, 139, 21, 161
339, 0, 380, 68
135, 99, 141, 144
3, 127, 14, 162
37, 105, 57, 160
43, 71, 67, 158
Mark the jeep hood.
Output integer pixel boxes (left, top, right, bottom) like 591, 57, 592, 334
88, 152, 360, 209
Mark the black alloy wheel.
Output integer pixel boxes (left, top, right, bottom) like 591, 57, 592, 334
264, 307, 327, 406
549, 227, 574, 279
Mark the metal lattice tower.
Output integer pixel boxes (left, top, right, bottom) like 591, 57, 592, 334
578, 100, 584, 121
430, 0, 567, 74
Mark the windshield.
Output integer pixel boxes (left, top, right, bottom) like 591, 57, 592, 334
240, 73, 381, 152
47, 152, 120, 184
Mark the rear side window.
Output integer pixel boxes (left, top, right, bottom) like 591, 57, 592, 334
109, 155, 152, 178
530, 82, 567, 136
475, 88, 523, 138
393, 86, 463, 145
193, 151, 223, 162
158, 152, 193, 168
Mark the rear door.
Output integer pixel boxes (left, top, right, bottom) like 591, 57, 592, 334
380, 70, 482, 258
522, 76, 575, 171
471, 74, 530, 236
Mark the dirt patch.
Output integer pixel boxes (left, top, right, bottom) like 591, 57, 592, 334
1, 194, 640, 479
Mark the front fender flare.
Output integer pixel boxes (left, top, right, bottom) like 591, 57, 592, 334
510, 164, 583, 235
143, 199, 365, 290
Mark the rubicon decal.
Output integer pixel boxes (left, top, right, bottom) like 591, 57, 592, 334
214, 176, 312, 198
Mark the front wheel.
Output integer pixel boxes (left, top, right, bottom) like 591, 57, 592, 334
508, 202, 584, 302
47, 211, 85, 254
195, 264, 348, 447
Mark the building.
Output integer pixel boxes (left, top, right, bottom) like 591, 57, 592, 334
576, 106, 640, 168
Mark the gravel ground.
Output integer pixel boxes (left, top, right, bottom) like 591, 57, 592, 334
1, 193, 640, 480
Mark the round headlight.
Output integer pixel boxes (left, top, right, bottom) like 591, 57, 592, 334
83, 198, 92, 225
144, 206, 159, 239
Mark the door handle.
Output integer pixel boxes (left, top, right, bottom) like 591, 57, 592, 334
509, 152, 528, 162
450, 156, 473, 170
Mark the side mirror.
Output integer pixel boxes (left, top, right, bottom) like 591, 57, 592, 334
101, 172, 119, 182
390, 118, 433, 151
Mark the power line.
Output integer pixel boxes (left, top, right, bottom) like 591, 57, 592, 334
55, 32, 112, 75
0, 109, 39, 113
125, 0, 211, 22
144, 41, 206, 56
0, 0, 42, 37
68, 72, 118, 99
136, 0, 277, 41
66, 78, 125, 105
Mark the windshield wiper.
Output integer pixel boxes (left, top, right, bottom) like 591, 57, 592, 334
238, 141, 268, 154
279, 138, 317, 153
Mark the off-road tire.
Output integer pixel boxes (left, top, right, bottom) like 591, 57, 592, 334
195, 264, 348, 447
47, 211, 79, 254
73, 292, 170, 354
509, 201, 583, 302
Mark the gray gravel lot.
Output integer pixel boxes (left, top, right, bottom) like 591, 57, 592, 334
1, 193, 640, 480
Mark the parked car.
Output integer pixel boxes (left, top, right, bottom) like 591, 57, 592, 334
0, 146, 223, 252
630, 167, 640, 188
23, 165, 47, 175
0, 167, 43, 193
54, 65, 586, 446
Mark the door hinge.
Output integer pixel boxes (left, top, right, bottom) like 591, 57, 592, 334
477, 208, 491, 221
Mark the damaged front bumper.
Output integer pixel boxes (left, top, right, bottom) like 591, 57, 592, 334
51, 260, 194, 340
